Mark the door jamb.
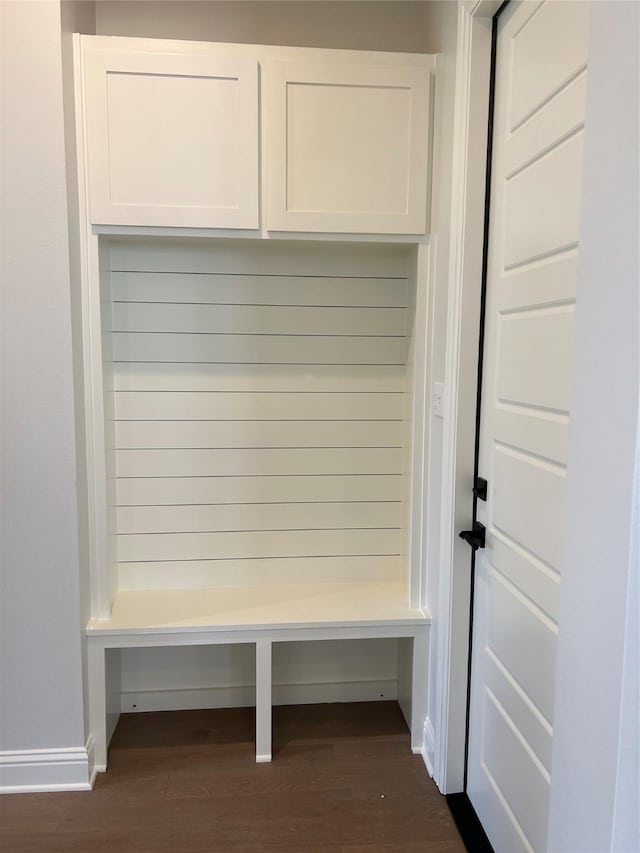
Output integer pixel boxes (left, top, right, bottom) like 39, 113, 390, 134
432, 0, 499, 794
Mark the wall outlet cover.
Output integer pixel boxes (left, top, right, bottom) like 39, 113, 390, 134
432, 382, 445, 418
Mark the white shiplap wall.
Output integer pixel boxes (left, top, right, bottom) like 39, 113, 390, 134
104, 238, 412, 590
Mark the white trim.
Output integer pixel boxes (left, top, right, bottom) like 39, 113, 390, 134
80, 34, 436, 67
73, 34, 112, 619
86, 734, 98, 788
0, 741, 92, 794
92, 224, 427, 244
119, 679, 399, 713
422, 716, 436, 778
432, 1, 494, 793
408, 242, 433, 609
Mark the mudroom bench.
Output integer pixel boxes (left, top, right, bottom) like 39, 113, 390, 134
86, 582, 430, 770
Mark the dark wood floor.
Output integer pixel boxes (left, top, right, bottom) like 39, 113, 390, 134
0, 702, 465, 853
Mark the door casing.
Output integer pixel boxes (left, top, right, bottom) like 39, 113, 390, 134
432, 0, 502, 794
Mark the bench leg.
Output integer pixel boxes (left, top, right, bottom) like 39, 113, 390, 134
255, 639, 272, 763
87, 641, 107, 772
411, 629, 429, 754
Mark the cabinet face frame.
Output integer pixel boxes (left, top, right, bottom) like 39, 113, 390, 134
264, 61, 431, 235
82, 47, 260, 229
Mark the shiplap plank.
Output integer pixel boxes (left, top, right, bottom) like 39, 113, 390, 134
112, 272, 409, 307
112, 333, 405, 364
114, 391, 402, 421
112, 303, 407, 336
108, 238, 410, 279
117, 527, 401, 562
112, 363, 404, 392
115, 420, 402, 449
106, 239, 412, 590
118, 555, 401, 589
117, 502, 403, 533
115, 447, 402, 477
116, 474, 404, 505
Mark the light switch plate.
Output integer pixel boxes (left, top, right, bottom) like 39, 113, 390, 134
432, 382, 445, 418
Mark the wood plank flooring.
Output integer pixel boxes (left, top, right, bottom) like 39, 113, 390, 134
0, 702, 466, 853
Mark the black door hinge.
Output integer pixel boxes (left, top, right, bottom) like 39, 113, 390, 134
459, 521, 486, 550
473, 477, 488, 501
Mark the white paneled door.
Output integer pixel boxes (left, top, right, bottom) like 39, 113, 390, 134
467, 2, 589, 851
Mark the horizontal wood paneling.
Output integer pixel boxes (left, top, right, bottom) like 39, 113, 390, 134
116, 474, 404, 505
112, 272, 408, 307
115, 420, 402, 449
108, 238, 409, 278
117, 502, 403, 534
112, 303, 407, 335
114, 391, 403, 420
107, 240, 410, 588
113, 332, 406, 364
118, 528, 401, 562
112, 362, 405, 393
119, 555, 400, 589
115, 447, 402, 477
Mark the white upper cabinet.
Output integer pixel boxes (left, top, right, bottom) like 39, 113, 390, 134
79, 38, 433, 236
263, 62, 430, 235
82, 48, 259, 228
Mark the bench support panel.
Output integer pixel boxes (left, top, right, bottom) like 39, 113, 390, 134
255, 639, 273, 762
86, 622, 429, 774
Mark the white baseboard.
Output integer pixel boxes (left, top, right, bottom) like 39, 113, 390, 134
0, 738, 93, 794
120, 678, 398, 713
86, 734, 98, 787
422, 716, 435, 778
122, 684, 254, 712
275, 678, 397, 706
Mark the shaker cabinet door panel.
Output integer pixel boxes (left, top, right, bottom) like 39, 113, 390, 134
264, 62, 430, 234
83, 50, 259, 228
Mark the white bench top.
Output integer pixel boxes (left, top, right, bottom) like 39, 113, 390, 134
86, 582, 429, 636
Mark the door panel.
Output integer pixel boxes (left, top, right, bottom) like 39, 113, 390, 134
484, 648, 553, 774
490, 534, 560, 624
467, 2, 589, 850
492, 447, 565, 567
504, 73, 587, 177
497, 253, 578, 313
482, 692, 550, 852
504, 133, 584, 267
497, 307, 575, 411
510, 0, 589, 129
493, 407, 567, 463
488, 571, 557, 722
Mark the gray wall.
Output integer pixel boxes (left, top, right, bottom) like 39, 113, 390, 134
0, 0, 90, 752
94, 0, 427, 52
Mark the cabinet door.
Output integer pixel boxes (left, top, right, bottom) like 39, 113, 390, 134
83, 49, 259, 228
264, 62, 430, 235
